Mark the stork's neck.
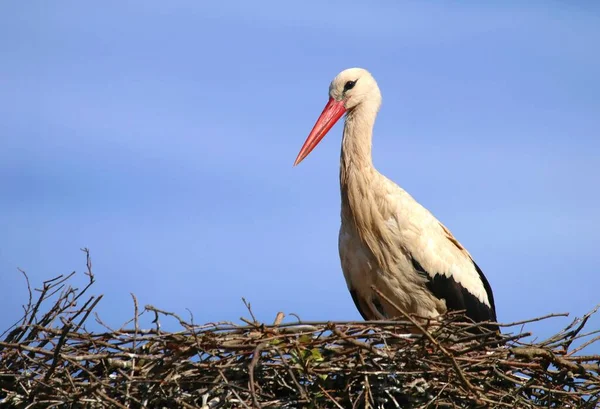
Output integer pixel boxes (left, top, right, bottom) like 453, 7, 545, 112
340, 104, 378, 187
339, 102, 399, 269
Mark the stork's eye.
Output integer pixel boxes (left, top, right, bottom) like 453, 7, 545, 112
344, 80, 357, 92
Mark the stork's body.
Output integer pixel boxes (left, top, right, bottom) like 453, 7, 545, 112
295, 68, 497, 326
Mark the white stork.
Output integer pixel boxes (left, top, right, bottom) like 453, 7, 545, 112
294, 68, 497, 329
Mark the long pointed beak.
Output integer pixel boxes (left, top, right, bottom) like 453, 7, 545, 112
294, 97, 346, 166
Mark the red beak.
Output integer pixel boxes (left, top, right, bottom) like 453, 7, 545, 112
294, 97, 346, 166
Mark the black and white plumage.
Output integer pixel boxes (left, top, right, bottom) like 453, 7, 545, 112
294, 68, 498, 330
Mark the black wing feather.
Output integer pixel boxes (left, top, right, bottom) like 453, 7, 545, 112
350, 288, 389, 320
472, 259, 497, 322
411, 256, 498, 330
349, 288, 370, 320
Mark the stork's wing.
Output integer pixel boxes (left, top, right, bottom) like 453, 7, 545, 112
384, 183, 498, 326
411, 254, 497, 324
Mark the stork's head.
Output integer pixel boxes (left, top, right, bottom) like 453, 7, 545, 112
328, 68, 381, 110
294, 68, 381, 166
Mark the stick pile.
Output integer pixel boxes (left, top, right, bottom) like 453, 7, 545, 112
1, 250, 599, 408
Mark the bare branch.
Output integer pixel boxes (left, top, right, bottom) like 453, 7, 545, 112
1, 250, 599, 408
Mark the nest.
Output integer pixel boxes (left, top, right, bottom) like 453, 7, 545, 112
1, 250, 599, 408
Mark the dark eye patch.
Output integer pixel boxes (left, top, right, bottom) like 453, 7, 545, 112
343, 80, 357, 92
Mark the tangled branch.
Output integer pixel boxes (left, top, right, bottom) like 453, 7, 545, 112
0, 250, 598, 408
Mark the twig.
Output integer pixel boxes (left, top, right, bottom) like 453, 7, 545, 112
318, 384, 345, 409
218, 370, 251, 409
44, 322, 72, 381
248, 342, 267, 408
242, 297, 259, 325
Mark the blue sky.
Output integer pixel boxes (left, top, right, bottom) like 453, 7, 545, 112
1, 1, 599, 345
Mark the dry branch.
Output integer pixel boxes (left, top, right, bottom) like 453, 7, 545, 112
0, 249, 599, 408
